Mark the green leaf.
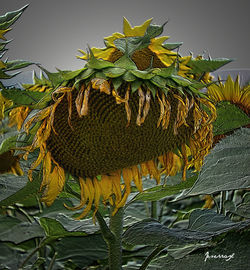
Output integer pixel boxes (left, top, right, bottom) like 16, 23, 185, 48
132, 175, 197, 202
144, 81, 158, 98
0, 5, 28, 28
0, 171, 41, 207
56, 234, 108, 268
123, 218, 212, 247
0, 221, 45, 244
4, 59, 33, 71
39, 217, 87, 240
1, 87, 48, 107
130, 69, 155, 80
103, 67, 126, 78
213, 101, 250, 136
185, 128, 250, 196
187, 58, 233, 73
162, 42, 183, 50
188, 209, 250, 234
149, 231, 250, 270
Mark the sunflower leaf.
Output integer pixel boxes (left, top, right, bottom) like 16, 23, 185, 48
114, 55, 137, 70
111, 77, 123, 90
171, 75, 192, 86
0, 131, 18, 155
184, 128, 250, 196
80, 68, 95, 80
150, 75, 167, 88
187, 58, 233, 73
153, 65, 177, 78
213, 101, 250, 136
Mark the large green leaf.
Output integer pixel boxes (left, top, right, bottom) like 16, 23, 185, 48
55, 234, 108, 268
123, 219, 212, 247
39, 217, 87, 240
185, 128, 250, 196
213, 101, 250, 136
0, 221, 45, 244
187, 209, 250, 234
149, 231, 250, 270
4, 59, 33, 71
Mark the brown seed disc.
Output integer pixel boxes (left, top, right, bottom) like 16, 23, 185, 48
46, 86, 194, 178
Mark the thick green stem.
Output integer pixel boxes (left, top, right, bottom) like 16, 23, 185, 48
96, 207, 124, 270
108, 206, 124, 270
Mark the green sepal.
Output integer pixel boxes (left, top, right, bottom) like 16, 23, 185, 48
145, 21, 167, 39
162, 42, 183, 50
103, 67, 126, 78
187, 58, 233, 73
38, 67, 66, 87
123, 71, 136, 82
114, 36, 150, 56
171, 75, 192, 86
150, 75, 167, 89
144, 81, 157, 98
130, 69, 155, 80
57, 68, 87, 81
131, 80, 143, 93
0, 132, 18, 155
0, 4, 28, 28
114, 55, 137, 70
86, 48, 114, 69
112, 77, 123, 90
91, 71, 107, 80
153, 64, 177, 78
80, 68, 95, 80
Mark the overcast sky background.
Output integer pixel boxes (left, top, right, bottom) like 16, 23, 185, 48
1, 0, 250, 73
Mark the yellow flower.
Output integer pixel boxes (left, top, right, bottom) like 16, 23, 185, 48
207, 75, 250, 115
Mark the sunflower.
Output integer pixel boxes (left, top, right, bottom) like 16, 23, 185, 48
207, 75, 250, 115
2, 18, 220, 219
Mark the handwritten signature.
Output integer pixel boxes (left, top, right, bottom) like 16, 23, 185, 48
204, 251, 235, 262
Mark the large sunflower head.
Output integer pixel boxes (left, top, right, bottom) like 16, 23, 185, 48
2, 18, 231, 219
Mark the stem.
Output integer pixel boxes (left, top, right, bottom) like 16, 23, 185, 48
109, 206, 124, 270
151, 201, 157, 219
139, 246, 164, 270
96, 208, 124, 270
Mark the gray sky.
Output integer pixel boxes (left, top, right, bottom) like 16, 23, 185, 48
1, 0, 250, 72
